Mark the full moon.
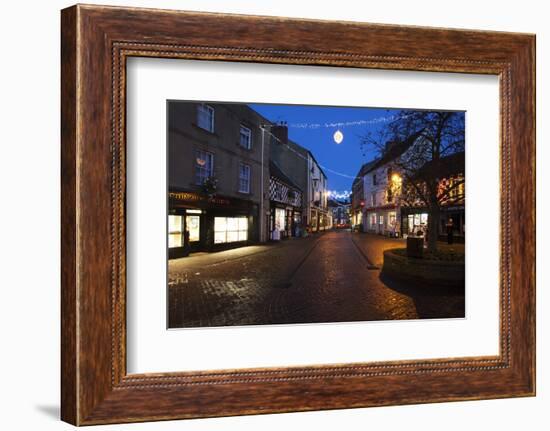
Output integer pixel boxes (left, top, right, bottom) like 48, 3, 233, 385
333, 129, 344, 144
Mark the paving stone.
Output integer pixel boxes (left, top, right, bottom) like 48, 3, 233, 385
168, 230, 465, 328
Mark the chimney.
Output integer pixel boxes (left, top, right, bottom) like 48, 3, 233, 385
271, 123, 288, 146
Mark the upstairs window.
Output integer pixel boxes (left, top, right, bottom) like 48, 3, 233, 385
197, 104, 214, 132
373, 173, 378, 185
239, 125, 252, 149
239, 163, 251, 193
195, 150, 214, 185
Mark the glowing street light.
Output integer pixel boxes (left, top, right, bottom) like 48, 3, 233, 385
333, 129, 344, 144
391, 173, 402, 184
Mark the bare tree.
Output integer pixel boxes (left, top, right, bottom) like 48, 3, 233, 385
362, 110, 465, 252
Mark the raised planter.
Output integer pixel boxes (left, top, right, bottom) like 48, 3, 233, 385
382, 248, 465, 288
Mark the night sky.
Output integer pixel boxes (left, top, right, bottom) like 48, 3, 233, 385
248, 103, 403, 196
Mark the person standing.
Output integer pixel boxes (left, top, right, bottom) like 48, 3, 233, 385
446, 217, 454, 245
183, 227, 191, 256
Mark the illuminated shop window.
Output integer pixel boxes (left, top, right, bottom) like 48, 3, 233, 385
388, 212, 397, 227
185, 215, 200, 242
214, 217, 248, 244
168, 215, 183, 248
370, 213, 377, 227
275, 208, 286, 231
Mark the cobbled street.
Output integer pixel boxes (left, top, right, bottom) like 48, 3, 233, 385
168, 230, 465, 328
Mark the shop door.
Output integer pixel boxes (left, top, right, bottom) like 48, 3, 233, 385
185, 215, 201, 251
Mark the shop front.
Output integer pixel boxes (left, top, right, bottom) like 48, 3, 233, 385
365, 205, 399, 236
400, 205, 465, 241
168, 190, 259, 259
402, 211, 429, 237
270, 205, 303, 239
268, 163, 304, 239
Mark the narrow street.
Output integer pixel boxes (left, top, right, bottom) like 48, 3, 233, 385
168, 230, 465, 328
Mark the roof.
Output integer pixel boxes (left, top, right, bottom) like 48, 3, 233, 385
352, 159, 378, 186
416, 151, 465, 179
368, 129, 426, 173
269, 160, 303, 192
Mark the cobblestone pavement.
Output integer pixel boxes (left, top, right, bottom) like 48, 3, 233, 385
168, 230, 465, 328
350, 232, 406, 267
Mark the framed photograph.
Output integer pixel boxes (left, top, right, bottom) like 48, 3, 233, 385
61, 4, 535, 425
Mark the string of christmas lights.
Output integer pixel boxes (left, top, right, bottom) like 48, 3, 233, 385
287, 112, 411, 129
269, 132, 358, 180
260, 112, 408, 187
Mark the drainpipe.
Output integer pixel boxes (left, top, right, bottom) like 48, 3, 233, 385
260, 127, 265, 242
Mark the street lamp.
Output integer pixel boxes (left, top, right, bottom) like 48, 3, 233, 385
391, 173, 402, 184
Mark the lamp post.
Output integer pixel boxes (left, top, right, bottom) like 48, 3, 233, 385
260, 124, 277, 243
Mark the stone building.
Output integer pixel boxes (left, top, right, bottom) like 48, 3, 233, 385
268, 160, 304, 239
308, 153, 329, 232
400, 151, 465, 241
167, 101, 270, 258
269, 125, 329, 234
351, 160, 377, 229
167, 103, 330, 258
357, 143, 465, 241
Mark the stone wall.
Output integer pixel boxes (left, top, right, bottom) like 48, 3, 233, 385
382, 249, 465, 288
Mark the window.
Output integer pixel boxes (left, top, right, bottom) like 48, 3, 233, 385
373, 173, 378, 185
195, 150, 213, 185
239, 125, 252, 149
370, 213, 377, 227
214, 217, 248, 243
275, 208, 286, 231
387, 188, 393, 203
185, 215, 200, 242
388, 212, 397, 227
371, 192, 376, 206
239, 163, 251, 193
168, 215, 183, 248
197, 104, 214, 132
379, 215, 384, 225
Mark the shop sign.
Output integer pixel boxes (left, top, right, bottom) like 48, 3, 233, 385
169, 191, 231, 206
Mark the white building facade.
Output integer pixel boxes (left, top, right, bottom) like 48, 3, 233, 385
362, 162, 402, 237
307, 154, 329, 232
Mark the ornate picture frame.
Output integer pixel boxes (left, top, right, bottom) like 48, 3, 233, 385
61, 4, 535, 425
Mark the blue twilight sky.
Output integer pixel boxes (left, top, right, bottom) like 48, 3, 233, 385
248, 103, 402, 195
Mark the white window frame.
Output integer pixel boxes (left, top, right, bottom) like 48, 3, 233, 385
370, 213, 377, 227
239, 125, 252, 149
197, 104, 215, 132
214, 217, 248, 244
168, 215, 183, 248
239, 163, 251, 193
195, 150, 214, 185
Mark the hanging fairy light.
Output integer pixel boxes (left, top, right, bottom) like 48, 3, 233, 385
333, 129, 344, 144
